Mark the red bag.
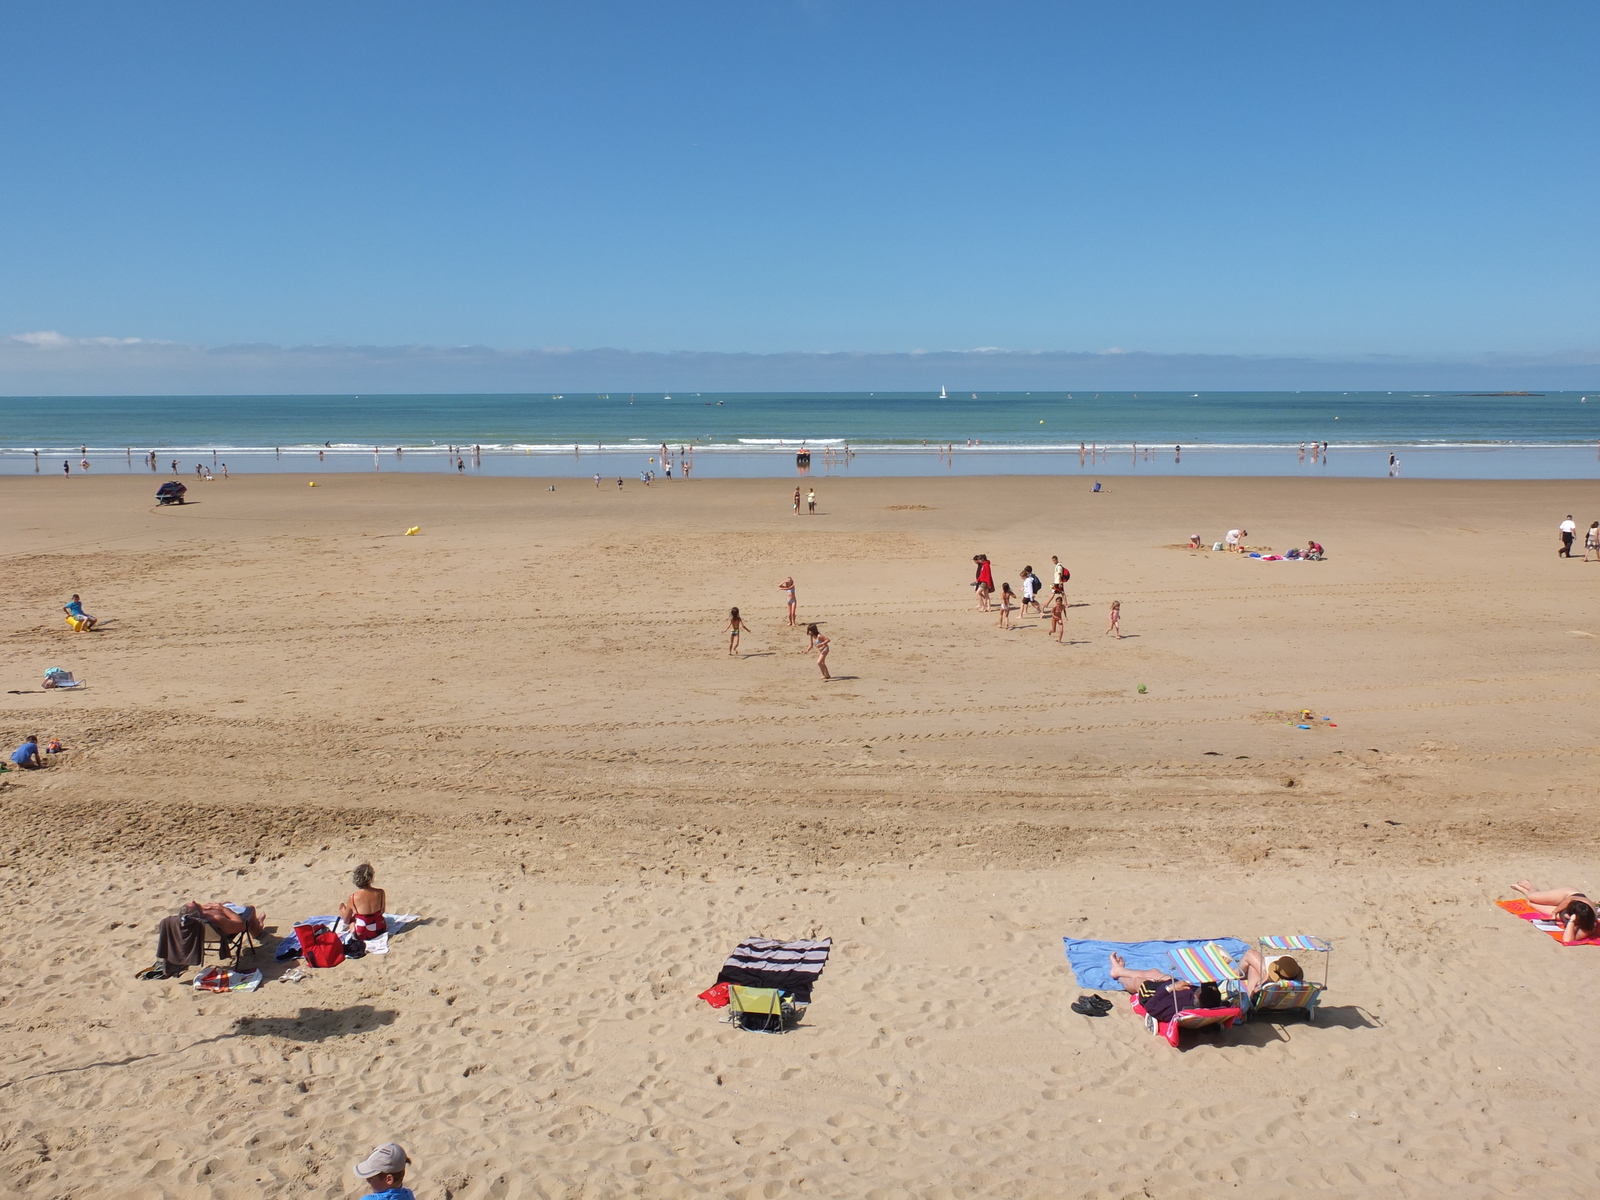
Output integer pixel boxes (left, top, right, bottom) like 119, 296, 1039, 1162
294, 923, 345, 969
697, 982, 731, 1008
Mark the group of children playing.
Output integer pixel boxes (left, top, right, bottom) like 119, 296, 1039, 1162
972, 554, 1122, 642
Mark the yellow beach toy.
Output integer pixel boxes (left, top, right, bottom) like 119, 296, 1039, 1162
405, 526, 420, 536
65, 615, 89, 632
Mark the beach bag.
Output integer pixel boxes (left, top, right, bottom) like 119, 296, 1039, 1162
697, 981, 732, 1009
294, 923, 346, 969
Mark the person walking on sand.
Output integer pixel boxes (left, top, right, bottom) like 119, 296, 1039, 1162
1106, 600, 1123, 639
1585, 521, 1600, 561
726, 607, 751, 655
779, 577, 797, 626
1020, 566, 1039, 616
1559, 514, 1577, 557
792, 487, 802, 516
1048, 584, 1066, 643
803, 623, 831, 679
997, 582, 1016, 629
973, 554, 994, 611
807, 487, 816, 514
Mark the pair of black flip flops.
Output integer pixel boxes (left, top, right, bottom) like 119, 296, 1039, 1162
1071, 994, 1114, 1017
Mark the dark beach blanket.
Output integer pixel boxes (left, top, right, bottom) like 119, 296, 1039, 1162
716, 937, 832, 1002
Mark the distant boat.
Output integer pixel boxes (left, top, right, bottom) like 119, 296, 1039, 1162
940, 386, 948, 399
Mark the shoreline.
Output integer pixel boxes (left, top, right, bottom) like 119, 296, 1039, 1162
7, 442, 1600, 480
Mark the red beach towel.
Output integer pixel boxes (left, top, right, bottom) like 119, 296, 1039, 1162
1496, 898, 1600, 946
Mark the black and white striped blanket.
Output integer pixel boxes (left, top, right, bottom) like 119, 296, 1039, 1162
715, 936, 832, 1002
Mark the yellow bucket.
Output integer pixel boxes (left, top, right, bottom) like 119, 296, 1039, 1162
65, 615, 88, 631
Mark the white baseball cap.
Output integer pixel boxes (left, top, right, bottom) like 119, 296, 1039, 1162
354, 1143, 409, 1179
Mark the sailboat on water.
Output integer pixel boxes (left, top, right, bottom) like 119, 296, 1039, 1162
939, 385, 948, 399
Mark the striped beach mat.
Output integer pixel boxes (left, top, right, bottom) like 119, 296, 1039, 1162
715, 937, 832, 1002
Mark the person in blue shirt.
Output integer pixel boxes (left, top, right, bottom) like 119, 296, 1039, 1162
11, 736, 42, 769
62, 594, 97, 630
354, 1143, 415, 1200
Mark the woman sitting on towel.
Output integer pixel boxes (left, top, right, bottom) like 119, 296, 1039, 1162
339, 863, 387, 940
1512, 881, 1599, 942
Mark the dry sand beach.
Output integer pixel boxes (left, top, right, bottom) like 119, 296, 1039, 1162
3, 472, 1600, 1199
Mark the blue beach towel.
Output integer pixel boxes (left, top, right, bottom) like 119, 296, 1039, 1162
1063, 937, 1251, 991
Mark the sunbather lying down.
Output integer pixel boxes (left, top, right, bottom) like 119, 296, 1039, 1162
1107, 949, 1302, 998
138, 901, 266, 980
1512, 881, 1598, 942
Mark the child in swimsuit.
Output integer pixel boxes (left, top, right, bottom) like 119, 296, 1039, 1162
726, 608, 750, 655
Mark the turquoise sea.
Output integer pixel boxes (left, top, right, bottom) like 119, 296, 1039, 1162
2, 391, 1598, 478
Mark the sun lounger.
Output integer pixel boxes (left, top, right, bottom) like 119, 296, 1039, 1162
1128, 992, 1243, 1048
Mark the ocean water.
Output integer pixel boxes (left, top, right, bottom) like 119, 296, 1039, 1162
2, 391, 1598, 479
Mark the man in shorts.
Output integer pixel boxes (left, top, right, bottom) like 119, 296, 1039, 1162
62, 594, 97, 630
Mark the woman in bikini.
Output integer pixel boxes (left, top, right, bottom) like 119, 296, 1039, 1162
778, 578, 797, 627
1511, 881, 1599, 942
339, 863, 387, 941
803, 623, 831, 679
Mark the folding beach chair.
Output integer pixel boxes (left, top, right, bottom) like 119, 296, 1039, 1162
1248, 935, 1331, 1022
202, 914, 258, 969
727, 985, 793, 1034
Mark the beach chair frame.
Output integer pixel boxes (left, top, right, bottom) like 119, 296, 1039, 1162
202, 920, 257, 970
727, 985, 797, 1034
1247, 935, 1331, 1022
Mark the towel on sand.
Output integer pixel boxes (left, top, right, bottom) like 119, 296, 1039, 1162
275, 913, 420, 960
715, 937, 832, 1002
1496, 899, 1600, 946
1063, 937, 1252, 990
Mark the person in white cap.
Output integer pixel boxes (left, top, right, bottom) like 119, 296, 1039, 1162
354, 1143, 413, 1199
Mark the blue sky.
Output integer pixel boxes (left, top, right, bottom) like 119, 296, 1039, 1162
0, 1, 1595, 384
